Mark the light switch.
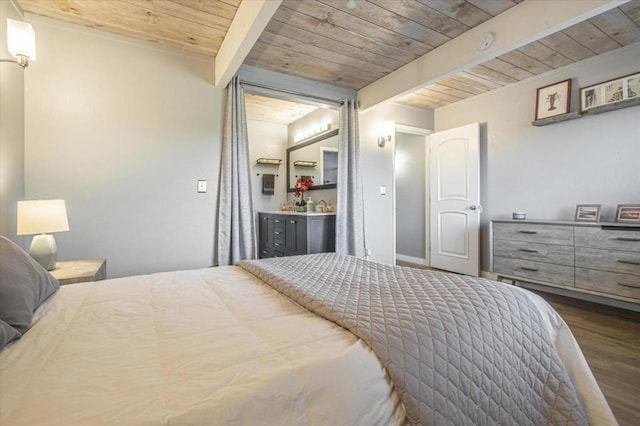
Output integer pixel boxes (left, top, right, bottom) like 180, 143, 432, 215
197, 180, 207, 193
380, 185, 386, 195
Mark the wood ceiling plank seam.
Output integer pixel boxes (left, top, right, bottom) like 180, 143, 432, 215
436, 76, 487, 96
262, 19, 400, 73
244, 41, 369, 89
465, 0, 520, 17
219, 0, 241, 8
400, 91, 451, 108
452, 71, 505, 91
417, 87, 466, 103
273, 5, 418, 65
19, 1, 216, 55
427, 82, 477, 99
168, 0, 239, 20
316, 0, 450, 48
367, 0, 470, 39
620, 1, 640, 26
561, 20, 622, 55
401, 97, 447, 109
97, 0, 230, 39
464, 64, 519, 85
516, 41, 575, 69
414, 0, 493, 27
479, 57, 534, 81
279, 0, 433, 57
497, 49, 553, 76
257, 30, 391, 78
537, 31, 597, 62
123, 0, 233, 29
589, 7, 640, 46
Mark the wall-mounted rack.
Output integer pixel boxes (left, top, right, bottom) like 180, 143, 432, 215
532, 96, 640, 127
256, 158, 282, 165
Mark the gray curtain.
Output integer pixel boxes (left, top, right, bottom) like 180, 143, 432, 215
216, 77, 256, 265
336, 99, 365, 257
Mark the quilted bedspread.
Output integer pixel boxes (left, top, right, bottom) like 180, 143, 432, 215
238, 253, 588, 425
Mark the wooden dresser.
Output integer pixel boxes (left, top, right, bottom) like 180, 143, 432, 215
491, 219, 640, 309
258, 212, 336, 259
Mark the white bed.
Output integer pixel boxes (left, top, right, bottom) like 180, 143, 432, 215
0, 261, 616, 425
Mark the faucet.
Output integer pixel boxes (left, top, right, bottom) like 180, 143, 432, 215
316, 200, 327, 213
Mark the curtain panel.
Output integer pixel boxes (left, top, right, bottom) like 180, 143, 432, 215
216, 77, 256, 266
336, 100, 365, 257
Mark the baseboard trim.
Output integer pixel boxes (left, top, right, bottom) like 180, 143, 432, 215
396, 254, 429, 266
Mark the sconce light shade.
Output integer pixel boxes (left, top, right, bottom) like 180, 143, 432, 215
17, 200, 69, 270
3, 19, 36, 68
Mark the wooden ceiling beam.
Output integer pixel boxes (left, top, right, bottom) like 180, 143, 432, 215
214, 0, 282, 87
357, 0, 631, 111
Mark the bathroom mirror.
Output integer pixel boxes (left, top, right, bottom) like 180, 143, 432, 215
287, 129, 339, 192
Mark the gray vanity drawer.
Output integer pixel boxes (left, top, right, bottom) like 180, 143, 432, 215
575, 226, 640, 251
575, 268, 640, 300
493, 257, 574, 287
492, 223, 574, 245
493, 240, 574, 266
575, 247, 640, 276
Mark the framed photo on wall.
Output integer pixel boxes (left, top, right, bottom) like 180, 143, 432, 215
574, 204, 601, 222
535, 79, 571, 120
615, 204, 640, 223
580, 71, 640, 112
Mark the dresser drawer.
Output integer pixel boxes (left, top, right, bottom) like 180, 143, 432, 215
493, 257, 574, 287
575, 227, 640, 251
493, 240, 574, 266
493, 223, 574, 245
575, 247, 640, 276
575, 268, 640, 300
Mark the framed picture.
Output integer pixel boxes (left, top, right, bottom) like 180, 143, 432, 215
535, 79, 571, 120
580, 72, 640, 112
575, 204, 601, 222
615, 204, 640, 223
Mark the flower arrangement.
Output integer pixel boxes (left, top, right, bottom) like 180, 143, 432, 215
294, 176, 314, 206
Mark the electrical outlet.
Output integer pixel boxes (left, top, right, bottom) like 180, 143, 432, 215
197, 180, 207, 193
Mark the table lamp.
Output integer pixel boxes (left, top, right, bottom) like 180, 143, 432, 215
17, 200, 69, 270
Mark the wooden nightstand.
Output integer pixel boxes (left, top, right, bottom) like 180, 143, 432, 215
50, 259, 107, 286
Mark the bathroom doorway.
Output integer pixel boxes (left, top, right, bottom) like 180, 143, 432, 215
394, 125, 431, 267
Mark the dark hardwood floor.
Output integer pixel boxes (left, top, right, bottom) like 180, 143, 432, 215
533, 291, 640, 426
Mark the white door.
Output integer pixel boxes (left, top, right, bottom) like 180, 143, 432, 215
429, 122, 480, 276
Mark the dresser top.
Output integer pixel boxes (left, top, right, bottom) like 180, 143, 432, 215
262, 211, 336, 216
492, 218, 640, 228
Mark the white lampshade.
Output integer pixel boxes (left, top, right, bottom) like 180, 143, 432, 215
17, 200, 69, 235
7, 19, 36, 61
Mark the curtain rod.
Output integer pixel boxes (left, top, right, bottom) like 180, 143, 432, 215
239, 80, 344, 107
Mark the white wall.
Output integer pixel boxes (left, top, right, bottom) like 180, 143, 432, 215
24, 15, 224, 278
0, 0, 26, 246
436, 42, 640, 272
248, 119, 288, 213
360, 103, 434, 264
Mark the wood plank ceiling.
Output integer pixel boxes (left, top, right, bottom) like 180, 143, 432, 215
18, 0, 640, 113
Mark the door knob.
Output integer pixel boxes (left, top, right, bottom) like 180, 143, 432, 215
469, 205, 477, 210
469, 205, 483, 212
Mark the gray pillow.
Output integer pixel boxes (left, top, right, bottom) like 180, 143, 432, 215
0, 236, 59, 346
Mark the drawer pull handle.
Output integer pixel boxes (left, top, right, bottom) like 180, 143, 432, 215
290, 220, 296, 224
519, 267, 539, 272
519, 248, 539, 253
275, 231, 281, 235
617, 282, 640, 289
274, 243, 282, 247
274, 220, 281, 223
617, 260, 640, 266
518, 231, 538, 234
614, 237, 640, 242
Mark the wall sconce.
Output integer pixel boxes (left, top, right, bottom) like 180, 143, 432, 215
377, 120, 395, 148
1, 19, 36, 68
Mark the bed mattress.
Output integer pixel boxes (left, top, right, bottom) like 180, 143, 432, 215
0, 266, 405, 425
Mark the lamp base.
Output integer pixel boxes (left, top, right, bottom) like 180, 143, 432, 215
29, 234, 58, 271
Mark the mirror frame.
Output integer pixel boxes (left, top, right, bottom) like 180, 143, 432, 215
287, 128, 339, 193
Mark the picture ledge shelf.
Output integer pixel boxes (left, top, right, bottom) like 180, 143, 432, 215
532, 96, 640, 127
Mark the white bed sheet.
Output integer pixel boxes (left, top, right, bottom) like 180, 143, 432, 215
0, 266, 405, 425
